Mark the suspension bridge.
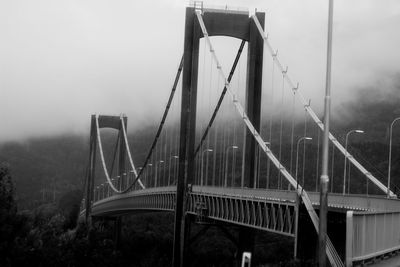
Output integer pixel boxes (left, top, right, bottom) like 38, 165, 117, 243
79, 5, 400, 267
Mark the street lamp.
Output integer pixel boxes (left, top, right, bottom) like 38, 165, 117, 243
388, 117, 400, 197
225, 146, 238, 187
133, 168, 142, 190
169, 155, 179, 185
96, 186, 99, 201
201, 149, 213, 186
147, 163, 153, 187
155, 160, 164, 187
296, 137, 312, 187
117, 176, 121, 190
122, 172, 127, 190
111, 178, 115, 196
343, 129, 364, 194
257, 142, 270, 188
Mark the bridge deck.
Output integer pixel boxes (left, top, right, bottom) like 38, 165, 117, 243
83, 186, 400, 218
193, 186, 400, 212
80, 186, 400, 266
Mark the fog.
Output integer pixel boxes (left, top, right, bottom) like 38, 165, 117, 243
1, 0, 399, 142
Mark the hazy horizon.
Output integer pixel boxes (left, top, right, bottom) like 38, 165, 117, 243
1, 0, 400, 142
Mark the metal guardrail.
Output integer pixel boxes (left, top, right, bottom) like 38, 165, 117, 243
81, 186, 400, 217
80, 186, 400, 265
346, 210, 400, 266
188, 187, 297, 236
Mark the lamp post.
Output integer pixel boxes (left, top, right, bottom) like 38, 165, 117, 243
201, 149, 213, 186
147, 163, 153, 187
111, 178, 115, 197
116, 175, 121, 190
224, 146, 238, 187
170, 155, 179, 185
95, 186, 99, 201
388, 117, 400, 197
295, 137, 312, 187
122, 172, 126, 190
100, 184, 104, 199
343, 129, 364, 194
155, 160, 164, 187
135, 168, 142, 190
168, 156, 179, 185
128, 170, 132, 186
257, 142, 270, 188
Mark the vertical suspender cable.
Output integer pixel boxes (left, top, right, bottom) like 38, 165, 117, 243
252, 14, 394, 197
319, 0, 334, 265
194, 40, 246, 155
277, 72, 286, 189
196, 12, 343, 266
266, 57, 275, 189
316, 128, 320, 191
302, 106, 308, 186
122, 55, 183, 193
331, 142, 335, 192
120, 116, 145, 189
95, 115, 123, 193
289, 92, 296, 190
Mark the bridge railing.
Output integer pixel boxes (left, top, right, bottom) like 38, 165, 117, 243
346, 210, 400, 266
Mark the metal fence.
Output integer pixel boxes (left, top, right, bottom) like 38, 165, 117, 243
346, 210, 400, 266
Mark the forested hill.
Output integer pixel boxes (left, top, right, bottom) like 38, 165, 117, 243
1, 82, 400, 210
0, 127, 155, 210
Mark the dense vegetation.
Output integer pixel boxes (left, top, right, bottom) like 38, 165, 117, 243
1, 85, 400, 266
0, 163, 298, 266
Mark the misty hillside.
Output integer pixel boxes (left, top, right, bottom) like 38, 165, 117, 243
0, 128, 155, 210
1, 83, 400, 209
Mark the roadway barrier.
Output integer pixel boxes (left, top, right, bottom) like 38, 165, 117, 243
346, 210, 400, 266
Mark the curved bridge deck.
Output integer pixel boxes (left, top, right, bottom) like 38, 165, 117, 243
81, 186, 400, 238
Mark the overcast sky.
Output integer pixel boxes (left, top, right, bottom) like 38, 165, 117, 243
1, 0, 399, 142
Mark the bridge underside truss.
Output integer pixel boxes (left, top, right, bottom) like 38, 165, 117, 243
83, 186, 295, 237
187, 191, 296, 237
89, 188, 176, 216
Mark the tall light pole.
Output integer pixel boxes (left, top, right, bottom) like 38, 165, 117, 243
169, 155, 179, 185
319, 1, 334, 265
224, 146, 238, 187
295, 137, 312, 187
155, 160, 164, 187
201, 149, 213, 186
111, 178, 115, 196
135, 168, 142, 190
117, 176, 121, 190
95, 186, 99, 201
147, 163, 153, 187
388, 117, 400, 197
122, 172, 127, 190
257, 142, 270, 188
342, 129, 364, 194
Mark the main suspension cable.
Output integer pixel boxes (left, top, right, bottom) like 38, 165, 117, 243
120, 55, 183, 193
194, 40, 246, 156
95, 115, 122, 193
120, 116, 145, 189
251, 15, 395, 197
195, 12, 343, 266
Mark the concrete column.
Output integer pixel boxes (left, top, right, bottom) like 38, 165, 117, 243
241, 13, 265, 189
173, 7, 200, 267
85, 115, 97, 223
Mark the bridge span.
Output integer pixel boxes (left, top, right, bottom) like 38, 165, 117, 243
81, 185, 400, 266
86, 186, 400, 217
79, 5, 400, 267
